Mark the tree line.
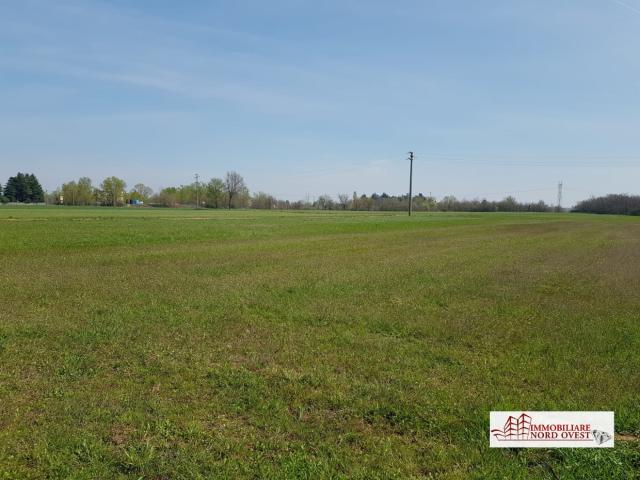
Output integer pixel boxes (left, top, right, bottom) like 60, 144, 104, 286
3, 172, 638, 215
572, 194, 640, 215
297, 193, 553, 212
153, 172, 248, 209
0, 171, 249, 208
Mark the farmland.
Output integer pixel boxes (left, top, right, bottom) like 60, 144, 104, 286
1, 207, 639, 478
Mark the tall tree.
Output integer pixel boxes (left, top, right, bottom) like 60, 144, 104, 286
178, 184, 197, 205
59, 178, 92, 205
4, 174, 24, 202
4, 173, 44, 203
100, 177, 127, 206
338, 193, 350, 210
205, 178, 225, 208
154, 187, 178, 207
130, 183, 153, 202
76, 177, 94, 205
224, 171, 245, 209
61, 180, 78, 205
251, 192, 276, 209
25, 174, 44, 202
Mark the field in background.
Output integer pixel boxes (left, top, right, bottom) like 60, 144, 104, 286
1, 207, 639, 479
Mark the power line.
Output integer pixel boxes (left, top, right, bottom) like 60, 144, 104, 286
431, 187, 557, 198
414, 155, 640, 168
415, 152, 640, 165
282, 161, 397, 179
249, 154, 639, 185
417, 152, 640, 159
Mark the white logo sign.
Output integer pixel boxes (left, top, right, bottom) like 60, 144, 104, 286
490, 411, 614, 448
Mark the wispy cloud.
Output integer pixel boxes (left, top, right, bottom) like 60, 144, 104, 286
2, 0, 639, 205
608, 0, 640, 16
0, 0, 335, 114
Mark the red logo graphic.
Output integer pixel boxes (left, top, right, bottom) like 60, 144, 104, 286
490, 411, 614, 447
491, 413, 532, 440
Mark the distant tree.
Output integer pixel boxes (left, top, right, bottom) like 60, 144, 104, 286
60, 180, 77, 205
252, 192, 276, 209
4, 178, 16, 202
152, 187, 178, 207
275, 198, 290, 209
76, 177, 94, 205
224, 171, 246, 209
176, 184, 197, 205
59, 177, 92, 205
26, 174, 44, 203
130, 183, 153, 203
357, 194, 372, 211
205, 178, 225, 208
92, 187, 105, 205
338, 193, 350, 210
4, 174, 22, 202
236, 185, 251, 208
48, 189, 61, 205
26, 176, 40, 202
100, 177, 127, 206
439, 195, 457, 211
497, 196, 518, 212
4, 173, 44, 203
316, 194, 334, 210
424, 195, 437, 211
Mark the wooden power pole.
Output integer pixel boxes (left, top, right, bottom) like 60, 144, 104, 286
408, 151, 414, 216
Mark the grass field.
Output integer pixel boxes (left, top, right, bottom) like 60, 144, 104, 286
1, 207, 639, 479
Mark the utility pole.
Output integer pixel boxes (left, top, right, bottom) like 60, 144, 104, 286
408, 151, 414, 216
557, 181, 563, 212
195, 173, 200, 209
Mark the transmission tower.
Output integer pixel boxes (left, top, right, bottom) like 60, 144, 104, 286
557, 181, 563, 212
195, 173, 200, 209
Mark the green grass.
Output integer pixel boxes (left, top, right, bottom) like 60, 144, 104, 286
1, 206, 639, 479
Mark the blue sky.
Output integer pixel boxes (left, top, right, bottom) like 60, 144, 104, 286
1, 0, 639, 205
